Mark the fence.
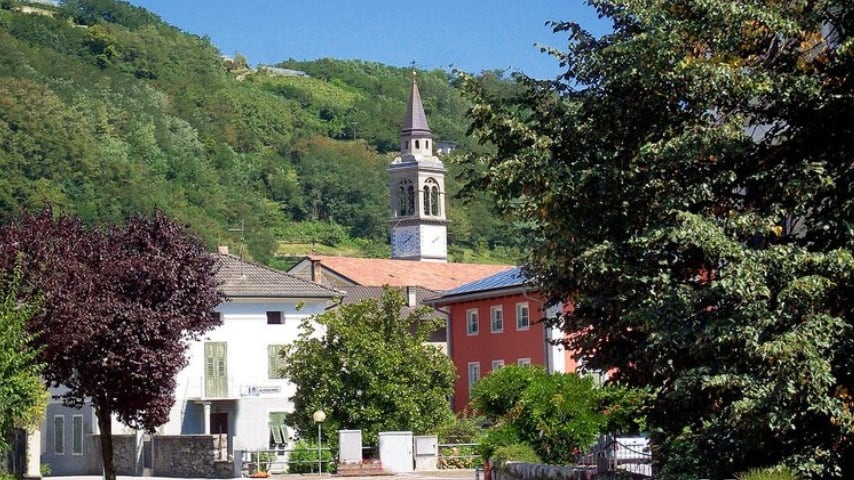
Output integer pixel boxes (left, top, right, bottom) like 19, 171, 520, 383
438, 442, 482, 469
577, 435, 654, 478
237, 446, 336, 476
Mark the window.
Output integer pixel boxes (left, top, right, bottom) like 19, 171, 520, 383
491, 359, 505, 371
397, 180, 415, 216
423, 178, 441, 216
53, 415, 64, 455
516, 303, 530, 330
269, 412, 288, 449
517, 358, 531, 367
268, 345, 287, 379
415, 140, 420, 149
490, 306, 503, 333
466, 309, 479, 335
468, 362, 481, 395
72, 415, 83, 455
266, 311, 282, 325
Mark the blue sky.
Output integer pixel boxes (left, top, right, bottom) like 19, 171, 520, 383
124, 1, 611, 80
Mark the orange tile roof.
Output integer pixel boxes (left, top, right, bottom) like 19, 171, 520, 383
306, 255, 514, 291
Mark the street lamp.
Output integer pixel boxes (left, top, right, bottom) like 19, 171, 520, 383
312, 410, 326, 474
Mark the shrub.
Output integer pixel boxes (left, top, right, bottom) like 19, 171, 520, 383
491, 444, 542, 467
476, 423, 522, 461
288, 439, 335, 474
737, 467, 799, 480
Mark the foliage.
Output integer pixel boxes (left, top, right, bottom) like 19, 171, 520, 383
737, 467, 800, 480
491, 444, 542, 467
459, 0, 854, 478
0, 1, 517, 261
470, 366, 630, 464
282, 287, 456, 445
275, 220, 350, 246
0, 208, 224, 480
596, 384, 648, 435
475, 423, 523, 463
434, 414, 483, 443
287, 439, 335, 474
288, 136, 388, 240
0, 269, 45, 455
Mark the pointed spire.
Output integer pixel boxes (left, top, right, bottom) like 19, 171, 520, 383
401, 72, 431, 136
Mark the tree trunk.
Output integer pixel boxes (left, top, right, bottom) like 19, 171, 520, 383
96, 406, 116, 480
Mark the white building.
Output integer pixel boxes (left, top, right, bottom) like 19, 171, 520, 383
162, 251, 340, 450
41, 251, 341, 475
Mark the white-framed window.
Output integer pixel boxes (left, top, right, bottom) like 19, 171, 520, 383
491, 359, 505, 371
490, 306, 503, 333
72, 415, 83, 455
517, 358, 532, 367
468, 362, 481, 395
466, 309, 479, 335
53, 415, 64, 455
268, 344, 287, 379
516, 302, 530, 330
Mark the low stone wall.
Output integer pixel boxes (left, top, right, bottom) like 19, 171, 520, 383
93, 434, 139, 475
152, 434, 234, 478
494, 462, 598, 480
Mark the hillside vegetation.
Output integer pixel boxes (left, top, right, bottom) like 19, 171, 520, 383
0, 0, 519, 265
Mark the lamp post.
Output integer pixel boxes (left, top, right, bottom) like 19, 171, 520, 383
312, 410, 326, 474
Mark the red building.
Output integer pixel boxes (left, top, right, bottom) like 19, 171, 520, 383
427, 267, 580, 412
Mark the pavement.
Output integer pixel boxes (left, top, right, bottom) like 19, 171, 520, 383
49, 470, 477, 480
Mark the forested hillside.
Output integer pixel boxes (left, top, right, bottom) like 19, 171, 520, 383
0, 0, 518, 265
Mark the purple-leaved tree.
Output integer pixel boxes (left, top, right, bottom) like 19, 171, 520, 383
0, 208, 224, 480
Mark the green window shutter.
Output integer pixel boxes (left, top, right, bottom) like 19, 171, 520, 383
204, 342, 228, 397
53, 416, 64, 455
268, 344, 286, 379
72, 415, 83, 455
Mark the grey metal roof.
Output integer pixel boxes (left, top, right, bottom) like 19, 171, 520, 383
442, 267, 528, 297
215, 253, 341, 299
401, 77, 431, 136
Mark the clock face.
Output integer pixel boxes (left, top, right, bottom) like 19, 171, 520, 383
395, 228, 418, 254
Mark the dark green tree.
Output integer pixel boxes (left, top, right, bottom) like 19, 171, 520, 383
460, 1, 853, 478
282, 288, 455, 445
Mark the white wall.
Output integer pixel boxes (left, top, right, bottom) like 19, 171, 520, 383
165, 297, 328, 449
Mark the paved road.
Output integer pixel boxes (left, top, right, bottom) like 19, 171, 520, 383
49, 469, 477, 480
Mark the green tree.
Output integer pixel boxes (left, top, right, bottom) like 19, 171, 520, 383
460, 1, 853, 478
282, 287, 455, 444
0, 270, 45, 456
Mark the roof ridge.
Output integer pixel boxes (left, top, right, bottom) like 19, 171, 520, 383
216, 252, 343, 296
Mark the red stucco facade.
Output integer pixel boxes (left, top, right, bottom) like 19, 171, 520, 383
445, 291, 577, 412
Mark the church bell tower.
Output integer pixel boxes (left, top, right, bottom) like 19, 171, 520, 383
389, 73, 448, 262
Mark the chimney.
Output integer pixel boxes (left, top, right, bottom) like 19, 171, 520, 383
218, 245, 229, 255
406, 286, 417, 307
311, 259, 323, 284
